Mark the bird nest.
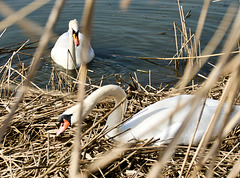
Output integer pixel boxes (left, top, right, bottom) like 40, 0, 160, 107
0, 59, 240, 177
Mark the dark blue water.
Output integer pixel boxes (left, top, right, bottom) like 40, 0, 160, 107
0, 0, 238, 88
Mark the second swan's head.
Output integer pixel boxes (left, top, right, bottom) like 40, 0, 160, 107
69, 19, 80, 46
56, 114, 72, 136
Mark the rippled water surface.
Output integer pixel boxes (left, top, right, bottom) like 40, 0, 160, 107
0, 0, 238, 88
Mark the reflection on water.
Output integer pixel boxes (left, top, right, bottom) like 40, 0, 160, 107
0, 0, 238, 88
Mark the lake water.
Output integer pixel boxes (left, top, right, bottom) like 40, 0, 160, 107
0, 0, 238, 88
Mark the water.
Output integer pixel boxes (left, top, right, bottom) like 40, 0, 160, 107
0, 0, 238, 88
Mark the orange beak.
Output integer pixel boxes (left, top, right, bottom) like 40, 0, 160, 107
56, 119, 70, 136
73, 33, 80, 46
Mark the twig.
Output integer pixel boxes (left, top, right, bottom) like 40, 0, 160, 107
0, 28, 7, 38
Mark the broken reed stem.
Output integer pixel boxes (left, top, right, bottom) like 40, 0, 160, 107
177, 0, 191, 57
116, 49, 240, 61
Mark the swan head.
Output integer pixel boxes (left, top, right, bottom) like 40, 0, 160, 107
56, 114, 73, 136
69, 19, 80, 46
56, 85, 127, 136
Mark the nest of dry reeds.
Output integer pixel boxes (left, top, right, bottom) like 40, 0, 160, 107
0, 58, 240, 177
1, 0, 240, 177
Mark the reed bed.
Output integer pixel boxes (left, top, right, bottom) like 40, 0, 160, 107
1, 0, 240, 177
0, 60, 240, 177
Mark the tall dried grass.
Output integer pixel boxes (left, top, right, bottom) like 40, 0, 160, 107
0, 0, 240, 177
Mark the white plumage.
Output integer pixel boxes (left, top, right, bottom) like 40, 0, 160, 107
56, 85, 240, 146
51, 19, 94, 69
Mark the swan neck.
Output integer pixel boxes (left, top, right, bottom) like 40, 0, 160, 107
68, 29, 76, 64
71, 86, 127, 137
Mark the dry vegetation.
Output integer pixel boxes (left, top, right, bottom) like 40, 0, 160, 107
0, 0, 240, 177
1, 61, 240, 177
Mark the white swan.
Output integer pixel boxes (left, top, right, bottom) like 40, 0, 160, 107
51, 19, 95, 69
56, 85, 240, 145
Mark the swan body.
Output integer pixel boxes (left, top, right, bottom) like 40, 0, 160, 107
51, 19, 95, 69
56, 85, 240, 146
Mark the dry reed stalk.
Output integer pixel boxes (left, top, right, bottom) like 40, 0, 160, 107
147, 5, 240, 178
0, 0, 65, 142
173, 30, 195, 59
227, 158, 240, 178
69, 0, 95, 177
207, 69, 240, 177
194, 0, 210, 49
116, 49, 240, 61
0, 28, 7, 38
190, 69, 240, 177
213, 143, 240, 175
177, 4, 237, 88
86, 143, 130, 173
177, 0, 192, 59
146, 93, 207, 177
179, 97, 207, 177
0, 40, 30, 99
0, 0, 51, 32
120, 0, 132, 10
173, 22, 179, 60
103, 138, 155, 177
0, 1, 58, 42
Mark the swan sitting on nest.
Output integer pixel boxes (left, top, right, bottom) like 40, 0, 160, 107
51, 19, 95, 70
56, 85, 240, 146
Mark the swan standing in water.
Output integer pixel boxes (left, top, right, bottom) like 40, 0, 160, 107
56, 85, 240, 145
51, 19, 95, 69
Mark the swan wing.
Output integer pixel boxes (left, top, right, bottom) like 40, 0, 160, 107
51, 32, 76, 69
119, 95, 225, 145
122, 95, 193, 128
119, 95, 193, 142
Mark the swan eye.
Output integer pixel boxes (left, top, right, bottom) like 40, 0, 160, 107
72, 29, 79, 35
58, 114, 72, 126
